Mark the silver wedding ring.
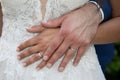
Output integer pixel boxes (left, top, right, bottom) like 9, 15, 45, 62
69, 47, 78, 53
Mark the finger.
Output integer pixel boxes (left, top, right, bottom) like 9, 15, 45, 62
58, 49, 75, 72
17, 35, 40, 52
43, 28, 73, 61
46, 39, 71, 69
26, 25, 45, 33
23, 52, 43, 67
41, 15, 65, 28
18, 44, 45, 60
42, 33, 64, 61
36, 60, 47, 70
73, 46, 88, 66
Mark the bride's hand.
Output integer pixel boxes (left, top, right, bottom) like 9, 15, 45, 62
17, 26, 59, 67
17, 26, 76, 71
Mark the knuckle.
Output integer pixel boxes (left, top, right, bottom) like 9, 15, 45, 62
75, 40, 80, 46
19, 41, 31, 50
22, 53, 28, 58
60, 29, 70, 37
66, 35, 74, 42
27, 48, 34, 53
66, 34, 76, 41
38, 44, 45, 50
29, 58, 35, 62
74, 36, 80, 43
20, 53, 26, 57
21, 52, 30, 58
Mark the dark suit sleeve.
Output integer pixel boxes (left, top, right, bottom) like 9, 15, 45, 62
90, 0, 114, 72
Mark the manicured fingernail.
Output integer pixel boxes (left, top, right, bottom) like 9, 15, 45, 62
42, 20, 47, 23
43, 56, 48, 60
58, 67, 64, 72
23, 63, 27, 67
16, 48, 20, 52
17, 56, 21, 60
36, 67, 40, 70
73, 63, 78, 67
26, 27, 30, 30
46, 63, 52, 68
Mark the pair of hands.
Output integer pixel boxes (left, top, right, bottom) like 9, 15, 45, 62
17, 3, 102, 72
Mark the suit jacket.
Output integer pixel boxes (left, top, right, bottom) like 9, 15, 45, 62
91, 0, 114, 72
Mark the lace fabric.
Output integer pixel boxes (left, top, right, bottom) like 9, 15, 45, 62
0, 0, 105, 80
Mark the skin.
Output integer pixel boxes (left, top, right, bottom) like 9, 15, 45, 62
92, 0, 120, 44
17, 2, 102, 72
17, 28, 59, 67
17, 0, 120, 72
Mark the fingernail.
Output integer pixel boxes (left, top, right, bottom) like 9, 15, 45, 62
73, 63, 78, 67
43, 56, 48, 61
42, 20, 47, 23
26, 27, 32, 30
17, 56, 21, 60
58, 67, 64, 72
16, 48, 20, 52
23, 63, 27, 67
46, 63, 52, 68
36, 67, 40, 70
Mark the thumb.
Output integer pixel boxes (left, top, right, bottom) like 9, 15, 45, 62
42, 15, 65, 28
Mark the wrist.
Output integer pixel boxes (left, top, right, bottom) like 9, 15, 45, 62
89, 1, 104, 21
81, 1, 103, 23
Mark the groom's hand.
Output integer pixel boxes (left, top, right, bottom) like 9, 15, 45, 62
41, 2, 102, 72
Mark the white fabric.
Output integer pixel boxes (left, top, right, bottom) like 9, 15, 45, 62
0, 0, 106, 80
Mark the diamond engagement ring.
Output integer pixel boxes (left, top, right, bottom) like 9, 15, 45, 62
69, 47, 78, 53
37, 52, 43, 58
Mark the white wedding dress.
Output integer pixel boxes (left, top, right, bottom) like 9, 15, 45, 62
0, 0, 105, 80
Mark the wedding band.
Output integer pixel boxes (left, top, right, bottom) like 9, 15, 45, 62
69, 47, 78, 53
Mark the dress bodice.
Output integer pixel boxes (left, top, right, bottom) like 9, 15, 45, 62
0, 0, 88, 43
1, 0, 88, 21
